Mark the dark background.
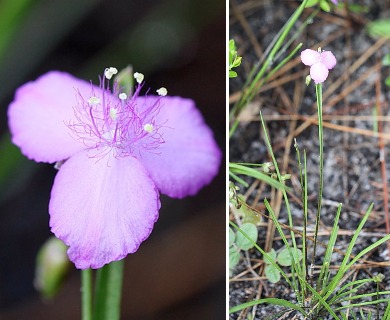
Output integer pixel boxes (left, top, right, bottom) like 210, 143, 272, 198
0, 0, 226, 319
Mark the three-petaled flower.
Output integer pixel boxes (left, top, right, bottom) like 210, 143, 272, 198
8, 69, 221, 269
301, 48, 337, 84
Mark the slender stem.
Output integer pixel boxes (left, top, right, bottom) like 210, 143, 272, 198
93, 259, 124, 320
311, 84, 324, 276
82, 268, 93, 320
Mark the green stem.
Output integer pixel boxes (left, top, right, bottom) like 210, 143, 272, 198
93, 259, 124, 320
311, 83, 324, 275
82, 268, 93, 320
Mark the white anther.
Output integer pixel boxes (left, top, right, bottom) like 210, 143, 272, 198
134, 72, 144, 84
110, 108, 118, 121
104, 67, 118, 80
88, 96, 100, 105
119, 93, 127, 100
156, 87, 167, 96
143, 123, 154, 133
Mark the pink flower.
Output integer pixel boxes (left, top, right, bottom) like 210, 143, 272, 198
8, 70, 221, 269
300, 49, 337, 84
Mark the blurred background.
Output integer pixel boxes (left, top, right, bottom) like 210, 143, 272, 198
0, 0, 225, 319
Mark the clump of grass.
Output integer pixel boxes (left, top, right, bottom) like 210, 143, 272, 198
229, 2, 390, 318
229, 111, 390, 318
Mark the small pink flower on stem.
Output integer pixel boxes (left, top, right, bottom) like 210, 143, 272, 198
8, 69, 221, 269
301, 48, 337, 84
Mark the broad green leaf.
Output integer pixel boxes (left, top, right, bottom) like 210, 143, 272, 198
229, 228, 235, 247
277, 247, 302, 266
385, 76, 390, 87
232, 56, 242, 68
241, 208, 261, 225
234, 195, 261, 225
382, 54, 390, 66
264, 264, 281, 283
263, 248, 277, 265
229, 246, 240, 269
229, 70, 237, 78
319, 0, 330, 12
236, 222, 258, 250
229, 39, 236, 51
367, 19, 390, 38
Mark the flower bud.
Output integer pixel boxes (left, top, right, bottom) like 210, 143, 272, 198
34, 237, 70, 299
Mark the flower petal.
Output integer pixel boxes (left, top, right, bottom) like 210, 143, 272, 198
321, 51, 337, 70
310, 62, 329, 84
8, 71, 93, 163
49, 150, 160, 269
301, 49, 320, 66
137, 96, 221, 198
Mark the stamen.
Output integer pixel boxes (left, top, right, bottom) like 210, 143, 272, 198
143, 123, 154, 133
119, 93, 127, 100
156, 87, 167, 96
134, 72, 144, 84
104, 67, 118, 80
88, 96, 100, 105
68, 69, 166, 159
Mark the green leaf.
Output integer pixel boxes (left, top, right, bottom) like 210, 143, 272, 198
229, 246, 240, 269
319, 0, 330, 12
264, 264, 281, 283
385, 76, 390, 87
305, 0, 319, 7
277, 247, 302, 266
232, 56, 242, 68
382, 54, 390, 66
348, 4, 369, 13
233, 195, 261, 225
229, 70, 237, 78
229, 228, 236, 247
229, 163, 289, 191
229, 38, 241, 77
229, 51, 234, 66
241, 209, 261, 225
235, 223, 258, 250
263, 248, 277, 265
229, 39, 236, 51
367, 19, 390, 38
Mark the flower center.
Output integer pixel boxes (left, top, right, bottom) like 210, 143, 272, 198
67, 68, 167, 159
